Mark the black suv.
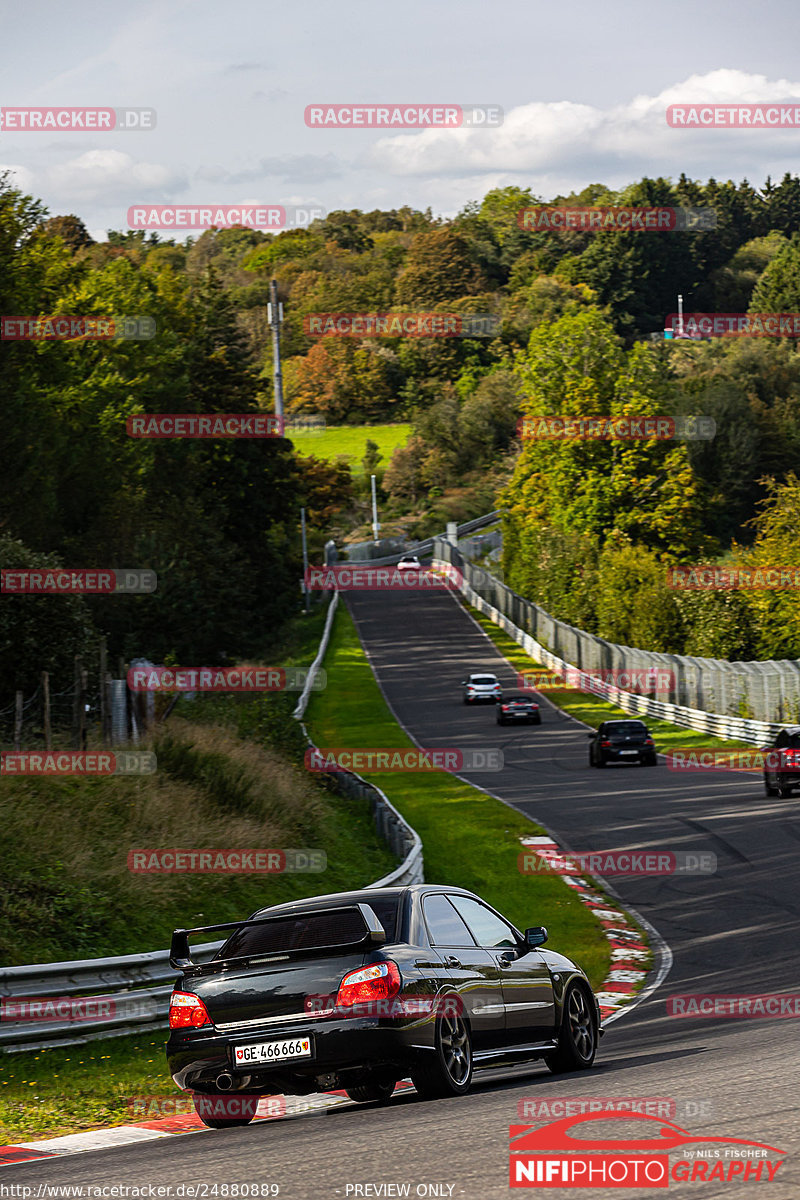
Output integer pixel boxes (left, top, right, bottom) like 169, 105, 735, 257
763, 726, 800, 798
588, 720, 656, 767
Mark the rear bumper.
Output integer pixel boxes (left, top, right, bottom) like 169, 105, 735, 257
601, 747, 650, 762
167, 1014, 434, 1094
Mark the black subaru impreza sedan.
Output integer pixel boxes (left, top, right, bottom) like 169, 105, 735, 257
167, 884, 601, 1126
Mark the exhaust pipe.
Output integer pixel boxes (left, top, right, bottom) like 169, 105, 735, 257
215, 1072, 252, 1092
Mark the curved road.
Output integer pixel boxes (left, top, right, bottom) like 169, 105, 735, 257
4, 588, 798, 1197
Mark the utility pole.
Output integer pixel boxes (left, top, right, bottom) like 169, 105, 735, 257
267, 279, 284, 420
300, 506, 310, 614
677, 293, 684, 339
371, 473, 380, 545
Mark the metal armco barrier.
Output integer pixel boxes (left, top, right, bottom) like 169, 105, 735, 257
433, 541, 785, 744
2, 592, 424, 1053
0, 941, 223, 1054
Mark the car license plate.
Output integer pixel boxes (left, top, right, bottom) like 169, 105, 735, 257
620, 750, 637, 755
233, 1037, 312, 1068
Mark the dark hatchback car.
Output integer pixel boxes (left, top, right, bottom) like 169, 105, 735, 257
588, 720, 656, 767
167, 885, 600, 1127
763, 726, 800, 797
497, 690, 541, 726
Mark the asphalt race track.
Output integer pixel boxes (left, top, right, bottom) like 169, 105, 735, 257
4, 587, 799, 1198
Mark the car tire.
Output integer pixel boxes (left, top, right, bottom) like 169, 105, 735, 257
544, 984, 598, 1074
192, 1095, 255, 1129
533, 715, 542, 725
595, 756, 605, 768
345, 1079, 397, 1105
497, 715, 505, 726
778, 783, 793, 799
411, 1008, 473, 1100
764, 775, 779, 797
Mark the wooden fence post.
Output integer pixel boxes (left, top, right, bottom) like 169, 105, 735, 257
99, 639, 109, 745
72, 656, 82, 750
14, 691, 23, 751
42, 671, 51, 750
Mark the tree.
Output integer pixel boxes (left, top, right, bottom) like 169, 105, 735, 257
394, 229, 485, 306
749, 234, 800, 312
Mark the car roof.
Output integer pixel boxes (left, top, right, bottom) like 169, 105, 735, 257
604, 718, 646, 727
469, 672, 497, 679
251, 883, 476, 919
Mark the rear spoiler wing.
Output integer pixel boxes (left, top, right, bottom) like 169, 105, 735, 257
170, 902, 387, 970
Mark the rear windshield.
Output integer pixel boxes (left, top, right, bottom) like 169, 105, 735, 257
217, 897, 400, 960
606, 722, 647, 736
471, 676, 497, 685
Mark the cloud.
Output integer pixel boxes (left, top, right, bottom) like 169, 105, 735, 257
196, 153, 345, 184
45, 150, 187, 204
363, 70, 800, 181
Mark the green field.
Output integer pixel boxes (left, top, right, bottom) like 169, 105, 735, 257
286, 423, 412, 477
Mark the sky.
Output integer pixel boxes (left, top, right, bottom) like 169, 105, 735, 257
2, 0, 800, 240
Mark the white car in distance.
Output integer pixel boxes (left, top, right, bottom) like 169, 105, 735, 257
462, 673, 502, 705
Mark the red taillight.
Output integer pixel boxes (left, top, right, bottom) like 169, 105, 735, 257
601, 740, 611, 748
335, 962, 401, 1008
645, 738, 654, 746
169, 991, 212, 1029
502, 705, 511, 712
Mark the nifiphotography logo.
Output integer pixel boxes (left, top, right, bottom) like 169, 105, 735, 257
509, 1111, 785, 1187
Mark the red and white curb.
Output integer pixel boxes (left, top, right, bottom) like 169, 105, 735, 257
520, 836, 651, 1022
0, 1084, 417, 1165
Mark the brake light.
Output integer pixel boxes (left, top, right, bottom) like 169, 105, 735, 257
502, 705, 511, 712
169, 991, 212, 1029
645, 738, 654, 746
335, 962, 401, 1008
601, 740, 610, 748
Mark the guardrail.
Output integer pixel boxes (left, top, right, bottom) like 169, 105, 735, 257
344, 510, 502, 566
1, 591, 424, 1053
433, 544, 782, 746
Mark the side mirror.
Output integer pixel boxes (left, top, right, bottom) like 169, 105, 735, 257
524, 926, 548, 948
461, 680, 467, 685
